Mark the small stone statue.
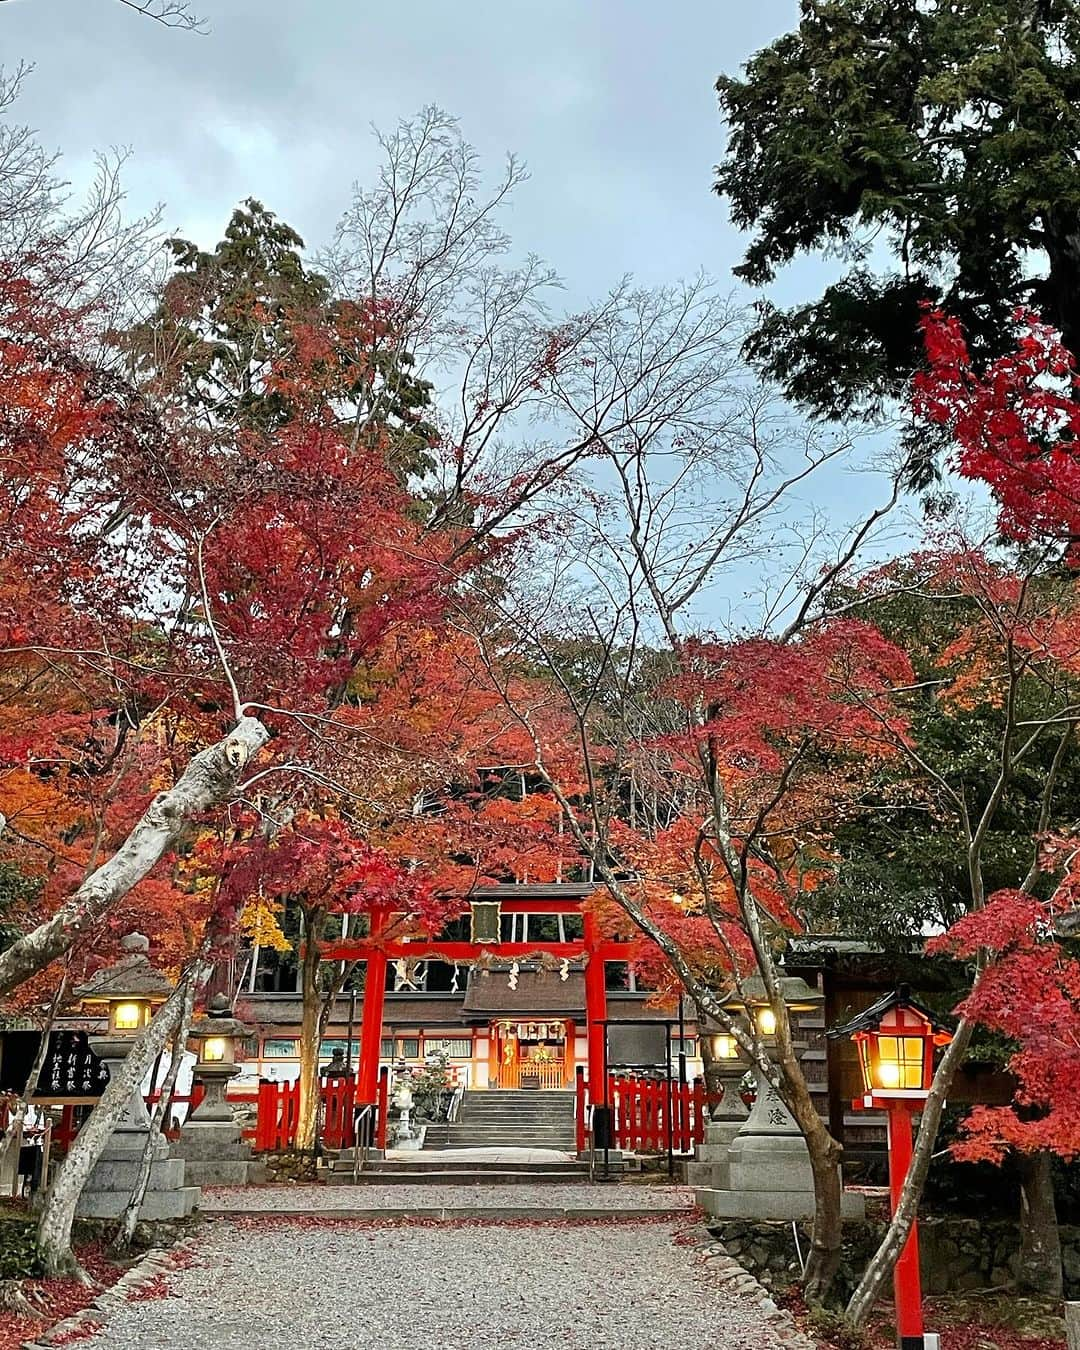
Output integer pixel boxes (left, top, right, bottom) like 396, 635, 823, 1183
322, 1048, 349, 1079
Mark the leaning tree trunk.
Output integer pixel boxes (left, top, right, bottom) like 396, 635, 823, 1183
113, 970, 198, 1252
1017, 1151, 1063, 1297
697, 1010, 725, 1115
771, 1033, 845, 1301
0, 717, 267, 1002
36, 979, 192, 1277
295, 915, 322, 1156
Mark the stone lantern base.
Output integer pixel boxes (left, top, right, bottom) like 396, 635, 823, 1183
75, 1037, 200, 1222
693, 1068, 864, 1223
173, 1063, 266, 1186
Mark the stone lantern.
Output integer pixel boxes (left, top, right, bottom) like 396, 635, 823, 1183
175, 994, 265, 1185
691, 970, 864, 1222
71, 934, 199, 1221
705, 1026, 751, 1125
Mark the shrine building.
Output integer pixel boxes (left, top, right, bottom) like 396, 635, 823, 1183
235, 883, 702, 1095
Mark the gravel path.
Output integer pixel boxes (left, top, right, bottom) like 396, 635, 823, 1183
201, 1182, 695, 1214
80, 1217, 809, 1350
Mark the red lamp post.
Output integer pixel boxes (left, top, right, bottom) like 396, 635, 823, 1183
830, 986, 952, 1350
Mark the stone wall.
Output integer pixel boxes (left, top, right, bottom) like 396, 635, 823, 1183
709, 1217, 1080, 1302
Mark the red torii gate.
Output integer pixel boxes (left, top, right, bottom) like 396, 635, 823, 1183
319, 892, 626, 1108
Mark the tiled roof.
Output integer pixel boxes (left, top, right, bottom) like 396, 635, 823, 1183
466, 883, 599, 899
462, 968, 586, 1014
73, 954, 174, 1001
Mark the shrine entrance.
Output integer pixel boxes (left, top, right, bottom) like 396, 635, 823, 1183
319, 884, 617, 1112
490, 1019, 573, 1090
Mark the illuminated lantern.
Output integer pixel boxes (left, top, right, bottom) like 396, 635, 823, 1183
833, 984, 952, 1108
74, 933, 173, 1039
721, 974, 822, 1041
187, 994, 253, 1123
71, 935, 175, 1165
710, 1033, 740, 1061
830, 986, 953, 1350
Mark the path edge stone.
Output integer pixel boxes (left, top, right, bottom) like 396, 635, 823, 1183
21, 1235, 200, 1349
692, 1224, 821, 1349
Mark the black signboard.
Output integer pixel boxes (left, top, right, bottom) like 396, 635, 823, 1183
0, 1030, 110, 1100
606, 1022, 668, 1069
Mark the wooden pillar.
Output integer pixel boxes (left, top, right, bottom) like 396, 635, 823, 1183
357, 908, 389, 1104
887, 1103, 925, 1349
583, 911, 607, 1106
488, 1021, 500, 1089
1065, 1303, 1080, 1350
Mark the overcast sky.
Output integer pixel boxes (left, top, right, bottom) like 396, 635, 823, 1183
2, 0, 821, 309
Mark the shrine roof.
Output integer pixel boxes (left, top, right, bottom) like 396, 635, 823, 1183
467, 883, 598, 900
73, 953, 173, 1001
462, 968, 586, 1014
239, 994, 470, 1029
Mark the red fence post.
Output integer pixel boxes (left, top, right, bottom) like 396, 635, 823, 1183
343, 1076, 355, 1149
678, 1082, 691, 1153
376, 1064, 389, 1150
575, 1065, 586, 1154
287, 1079, 300, 1149
692, 1078, 706, 1146
254, 1081, 272, 1152
320, 1080, 335, 1149
56, 1105, 76, 1150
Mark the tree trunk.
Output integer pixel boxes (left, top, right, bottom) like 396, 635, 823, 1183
773, 1039, 844, 1302
697, 1010, 725, 1114
0, 717, 267, 1001
36, 977, 194, 1277
295, 912, 322, 1155
113, 971, 197, 1251
1042, 210, 1080, 363
1017, 1151, 1063, 1298
802, 1118, 844, 1300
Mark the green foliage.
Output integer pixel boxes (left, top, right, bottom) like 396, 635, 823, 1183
716, 1, 1080, 428
120, 199, 437, 483
806, 577, 1080, 942
0, 864, 41, 957
807, 1303, 872, 1347
409, 1052, 452, 1122
0, 1216, 43, 1280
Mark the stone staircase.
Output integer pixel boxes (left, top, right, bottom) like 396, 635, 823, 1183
323, 1090, 587, 1185
325, 1153, 589, 1184
423, 1089, 578, 1151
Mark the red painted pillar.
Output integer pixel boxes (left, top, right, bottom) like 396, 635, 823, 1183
376, 1065, 390, 1149
357, 908, 389, 1105
888, 1104, 924, 1349
583, 911, 607, 1107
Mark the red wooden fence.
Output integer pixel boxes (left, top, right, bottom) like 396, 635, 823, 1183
579, 1075, 709, 1154
254, 1073, 388, 1153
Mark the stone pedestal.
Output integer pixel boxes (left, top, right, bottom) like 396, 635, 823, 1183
75, 1036, 200, 1221
684, 1067, 748, 1188
695, 1067, 864, 1222
174, 1062, 266, 1186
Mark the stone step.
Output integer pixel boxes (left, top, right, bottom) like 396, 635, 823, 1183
431, 1135, 577, 1147
326, 1167, 589, 1186
437, 1119, 575, 1130
461, 1101, 575, 1111
459, 1112, 574, 1122
348, 1158, 581, 1174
